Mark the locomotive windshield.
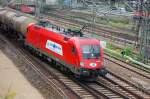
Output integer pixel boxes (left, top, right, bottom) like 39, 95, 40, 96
82, 45, 100, 59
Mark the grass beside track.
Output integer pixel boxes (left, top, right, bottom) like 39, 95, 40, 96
104, 49, 150, 74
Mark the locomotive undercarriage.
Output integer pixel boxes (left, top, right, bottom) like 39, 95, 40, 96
24, 44, 73, 74
75, 67, 107, 78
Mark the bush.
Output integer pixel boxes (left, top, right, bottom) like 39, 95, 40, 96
122, 46, 133, 56
4, 90, 16, 99
107, 43, 115, 49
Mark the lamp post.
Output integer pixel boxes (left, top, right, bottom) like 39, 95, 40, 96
35, 0, 40, 17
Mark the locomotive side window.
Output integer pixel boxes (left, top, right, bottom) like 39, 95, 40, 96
36, 21, 52, 28
36, 21, 47, 27
36, 21, 69, 35
82, 45, 100, 59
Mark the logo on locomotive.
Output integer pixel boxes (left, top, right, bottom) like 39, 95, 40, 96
46, 40, 63, 56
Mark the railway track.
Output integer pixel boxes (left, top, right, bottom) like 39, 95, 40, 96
104, 54, 150, 79
104, 54, 150, 94
69, 70, 150, 99
74, 69, 150, 99
72, 78, 128, 99
101, 71, 150, 98
43, 11, 137, 44
73, 75, 149, 99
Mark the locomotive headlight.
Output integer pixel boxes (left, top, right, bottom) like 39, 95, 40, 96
90, 63, 97, 67
80, 62, 84, 67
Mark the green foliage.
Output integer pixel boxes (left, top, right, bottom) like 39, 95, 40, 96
98, 16, 130, 24
104, 48, 124, 61
122, 46, 133, 56
4, 91, 16, 99
109, 21, 124, 28
96, 15, 135, 31
106, 43, 115, 49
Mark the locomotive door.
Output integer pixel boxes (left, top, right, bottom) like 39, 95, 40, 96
66, 42, 79, 67
71, 46, 78, 65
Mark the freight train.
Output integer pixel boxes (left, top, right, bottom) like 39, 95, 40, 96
0, 7, 107, 79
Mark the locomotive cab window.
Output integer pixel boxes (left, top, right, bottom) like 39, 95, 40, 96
82, 45, 100, 59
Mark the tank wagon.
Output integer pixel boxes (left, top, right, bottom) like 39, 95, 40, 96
0, 8, 107, 79
0, 8, 37, 36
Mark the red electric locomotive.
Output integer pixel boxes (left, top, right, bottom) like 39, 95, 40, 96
25, 21, 107, 78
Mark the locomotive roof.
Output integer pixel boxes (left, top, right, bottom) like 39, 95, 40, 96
36, 20, 84, 38
35, 20, 99, 44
